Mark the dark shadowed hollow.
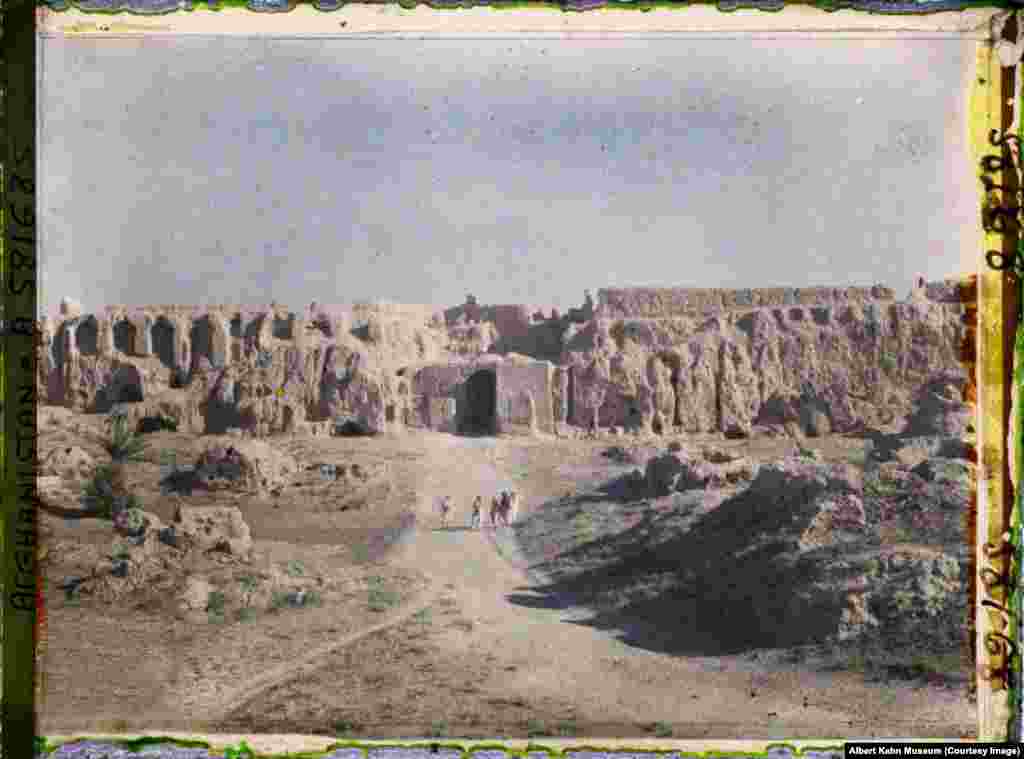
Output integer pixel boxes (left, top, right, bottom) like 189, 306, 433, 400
460, 369, 497, 436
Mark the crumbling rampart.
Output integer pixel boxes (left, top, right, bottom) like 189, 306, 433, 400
36, 277, 970, 440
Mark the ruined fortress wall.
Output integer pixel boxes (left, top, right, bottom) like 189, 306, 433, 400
596, 285, 901, 319
413, 360, 553, 434
569, 298, 968, 434
349, 302, 444, 327
496, 363, 554, 432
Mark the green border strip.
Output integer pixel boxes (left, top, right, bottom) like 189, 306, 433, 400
32, 738, 852, 758
2, 0, 40, 756
1011, 270, 1023, 742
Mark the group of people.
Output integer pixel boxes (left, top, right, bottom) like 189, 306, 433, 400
437, 490, 520, 529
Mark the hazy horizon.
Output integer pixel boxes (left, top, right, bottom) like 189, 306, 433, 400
40, 37, 976, 319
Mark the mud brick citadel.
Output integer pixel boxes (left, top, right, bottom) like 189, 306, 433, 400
35, 277, 969, 440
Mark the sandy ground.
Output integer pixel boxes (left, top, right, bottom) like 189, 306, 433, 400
39, 427, 975, 743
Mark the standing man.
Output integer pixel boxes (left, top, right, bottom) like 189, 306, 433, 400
470, 496, 482, 529
439, 496, 452, 529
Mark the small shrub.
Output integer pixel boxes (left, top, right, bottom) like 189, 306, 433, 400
111, 543, 130, 560
413, 608, 432, 624
237, 607, 256, 623
368, 587, 400, 612
81, 465, 117, 519
555, 719, 578, 736
304, 590, 323, 607
651, 721, 673, 738
525, 718, 549, 737
285, 559, 306, 577
223, 740, 255, 759
208, 609, 226, 625
270, 591, 290, 611
428, 720, 448, 738
238, 575, 260, 593
333, 719, 360, 736
123, 507, 146, 532
207, 590, 226, 615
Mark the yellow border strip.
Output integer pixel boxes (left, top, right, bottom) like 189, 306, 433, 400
970, 34, 1018, 742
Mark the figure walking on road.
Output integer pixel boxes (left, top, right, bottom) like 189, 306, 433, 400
439, 495, 452, 529
470, 496, 482, 529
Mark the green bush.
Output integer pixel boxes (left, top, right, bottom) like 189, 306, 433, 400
81, 464, 117, 519
285, 559, 306, 577
555, 719, 578, 736
651, 721, 673, 738
333, 719, 360, 736
368, 587, 400, 612
207, 590, 226, 615
525, 718, 549, 737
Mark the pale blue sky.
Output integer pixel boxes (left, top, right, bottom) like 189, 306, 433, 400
40, 36, 975, 317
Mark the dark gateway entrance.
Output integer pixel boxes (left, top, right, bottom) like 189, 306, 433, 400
460, 369, 497, 436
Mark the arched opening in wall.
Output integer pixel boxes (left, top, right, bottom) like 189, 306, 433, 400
75, 317, 99, 356
670, 367, 683, 427
230, 317, 242, 339
190, 317, 214, 369
53, 323, 66, 368
110, 366, 144, 403
567, 367, 576, 426
113, 320, 137, 355
460, 369, 497, 436
272, 315, 293, 340
244, 318, 262, 346
282, 405, 295, 432
652, 415, 664, 435
152, 318, 176, 370
628, 403, 643, 431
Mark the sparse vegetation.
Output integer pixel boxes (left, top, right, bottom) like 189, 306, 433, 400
413, 608, 432, 624
285, 559, 306, 577
99, 406, 149, 504
333, 718, 361, 736
368, 582, 400, 612
428, 719, 448, 737
207, 590, 226, 616
525, 718, 549, 737
237, 607, 257, 623
650, 721, 673, 738
555, 718, 578, 736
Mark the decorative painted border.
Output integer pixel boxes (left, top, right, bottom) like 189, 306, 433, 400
971, 20, 1021, 740
32, 0, 1006, 17
4, 5, 1013, 756
2, 2, 42, 759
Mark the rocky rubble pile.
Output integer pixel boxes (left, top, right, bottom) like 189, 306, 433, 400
643, 446, 759, 495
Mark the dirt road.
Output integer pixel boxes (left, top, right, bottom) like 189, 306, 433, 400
371, 434, 973, 739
